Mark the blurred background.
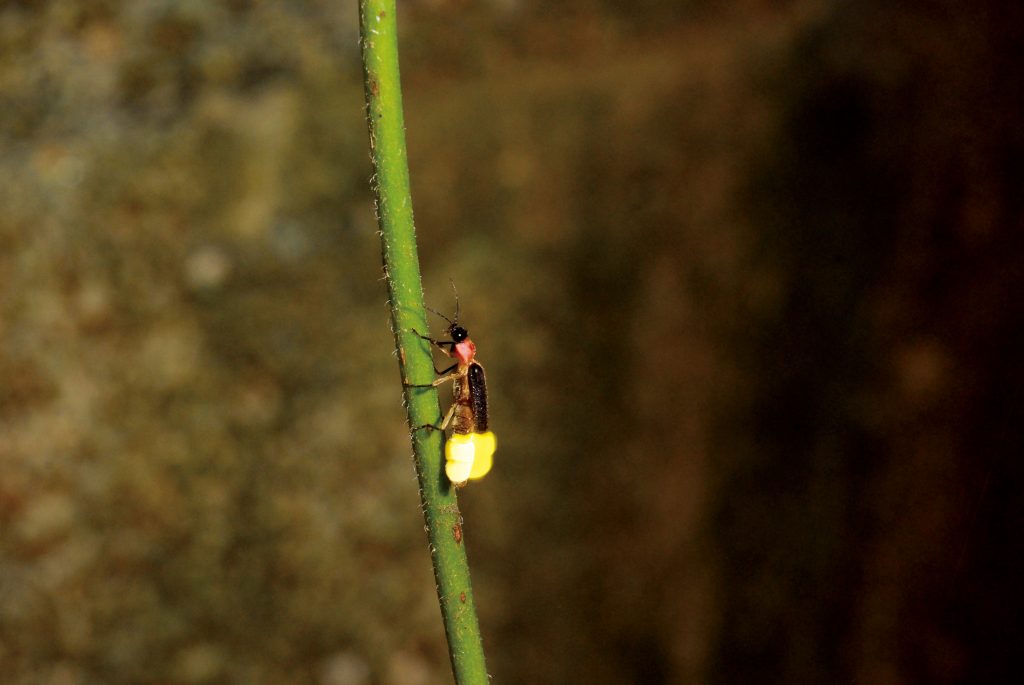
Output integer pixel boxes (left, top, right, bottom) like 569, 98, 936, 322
2, 0, 1022, 683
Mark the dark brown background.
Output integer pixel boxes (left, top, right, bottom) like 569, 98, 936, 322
2, 1, 1021, 683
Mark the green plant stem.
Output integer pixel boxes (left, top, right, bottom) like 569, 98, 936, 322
358, 2, 489, 683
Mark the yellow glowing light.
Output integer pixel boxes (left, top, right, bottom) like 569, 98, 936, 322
444, 432, 497, 485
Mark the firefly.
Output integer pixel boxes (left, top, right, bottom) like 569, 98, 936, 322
408, 286, 496, 487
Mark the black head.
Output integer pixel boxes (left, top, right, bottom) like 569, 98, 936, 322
450, 325, 469, 342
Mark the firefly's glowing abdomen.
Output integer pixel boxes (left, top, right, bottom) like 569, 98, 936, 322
445, 431, 497, 486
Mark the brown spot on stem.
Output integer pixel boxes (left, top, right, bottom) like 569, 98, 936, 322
370, 80, 379, 97
453, 523, 463, 545
378, 11, 386, 19
460, 591, 467, 603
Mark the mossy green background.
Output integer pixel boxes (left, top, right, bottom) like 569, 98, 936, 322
2, 1, 1021, 684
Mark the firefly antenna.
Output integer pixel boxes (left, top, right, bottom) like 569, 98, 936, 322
450, 279, 460, 325
425, 305, 454, 326
424, 279, 461, 326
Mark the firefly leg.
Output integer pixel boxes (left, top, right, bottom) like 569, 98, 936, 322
437, 403, 456, 430
408, 330, 457, 372
413, 402, 456, 433
404, 370, 462, 389
430, 371, 462, 387
412, 329, 454, 352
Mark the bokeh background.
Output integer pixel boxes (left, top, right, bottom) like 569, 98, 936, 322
2, 1, 1022, 683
